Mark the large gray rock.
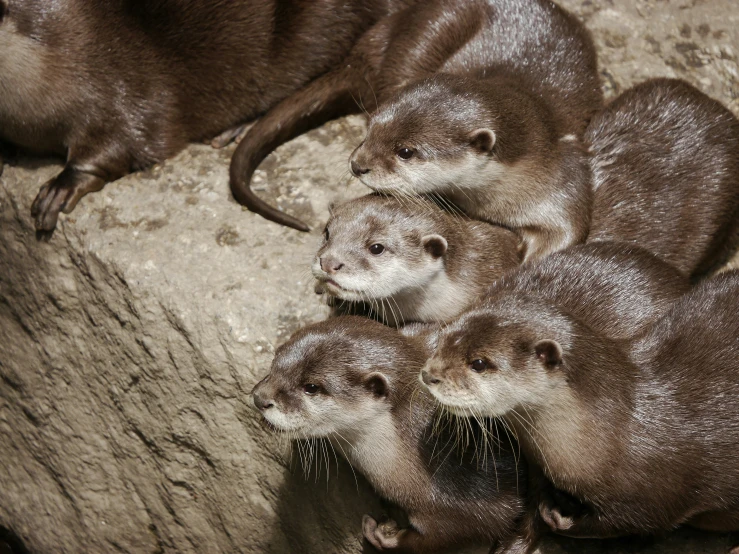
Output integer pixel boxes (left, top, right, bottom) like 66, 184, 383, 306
0, 1, 737, 553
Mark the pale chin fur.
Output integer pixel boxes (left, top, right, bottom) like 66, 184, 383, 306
312, 254, 442, 303
358, 152, 503, 195
262, 396, 387, 439
423, 371, 535, 419
260, 406, 314, 434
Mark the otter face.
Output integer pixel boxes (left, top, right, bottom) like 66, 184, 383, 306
251, 323, 395, 438
419, 309, 567, 418
312, 196, 448, 303
349, 78, 499, 195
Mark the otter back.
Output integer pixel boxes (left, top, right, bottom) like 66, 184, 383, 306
0, 0, 407, 230
488, 241, 691, 340
586, 79, 739, 279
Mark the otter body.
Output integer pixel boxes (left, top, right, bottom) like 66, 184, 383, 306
231, 0, 602, 233
586, 78, 739, 279
488, 241, 691, 339
252, 317, 525, 553
313, 194, 521, 326
0, 0, 407, 230
423, 270, 739, 548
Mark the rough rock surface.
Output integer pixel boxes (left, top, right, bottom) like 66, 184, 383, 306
0, 1, 737, 553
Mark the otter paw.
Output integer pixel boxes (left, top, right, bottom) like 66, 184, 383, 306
363, 515, 404, 551
30, 168, 106, 231
539, 501, 574, 532
211, 124, 249, 148
31, 178, 73, 231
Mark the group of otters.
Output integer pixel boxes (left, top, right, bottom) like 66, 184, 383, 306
2, 0, 739, 553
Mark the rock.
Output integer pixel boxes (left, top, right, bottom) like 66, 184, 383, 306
0, 1, 737, 553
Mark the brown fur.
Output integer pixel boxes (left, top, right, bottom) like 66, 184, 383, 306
252, 316, 525, 553
313, 194, 522, 326
229, 0, 602, 232
0, 0, 409, 231
586, 78, 739, 280
351, 74, 595, 262
488, 241, 691, 340
424, 269, 739, 549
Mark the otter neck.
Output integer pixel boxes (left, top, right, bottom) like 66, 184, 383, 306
390, 270, 472, 325
504, 359, 643, 495
445, 141, 592, 262
330, 409, 429, 506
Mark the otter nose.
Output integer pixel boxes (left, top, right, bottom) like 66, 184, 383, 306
350, 160, 370, 177
320, 257, 344, 273
253, 392, 274, 411
421, 370, 441, 386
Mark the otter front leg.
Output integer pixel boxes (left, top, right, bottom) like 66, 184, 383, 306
30, 145, 129, 231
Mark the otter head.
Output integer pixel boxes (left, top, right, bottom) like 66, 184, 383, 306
312, 195, 449, 303
419, 297, 572, 418
349, 75, 500, 195
251, 317, 421, 438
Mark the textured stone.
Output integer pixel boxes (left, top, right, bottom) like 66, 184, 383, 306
0, 1, 737, 553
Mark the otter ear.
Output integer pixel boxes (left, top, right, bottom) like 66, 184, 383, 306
535, 340, 563, 369
422, 234, 448, 259
469, 128, 496, 154
364, 372, 389, 399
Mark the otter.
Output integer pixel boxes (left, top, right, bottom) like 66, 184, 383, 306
251, 316, 525, 553
0, 0, 409, 231
586, 78, 739, 280
350, 74, 594, 262
312, 194, 522, 326
229, 0, 601, 233
422, 270, 739, 550
313, 195, 689, 328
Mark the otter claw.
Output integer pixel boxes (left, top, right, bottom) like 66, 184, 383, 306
30, 167, 107, 231
31, 180, 68, 231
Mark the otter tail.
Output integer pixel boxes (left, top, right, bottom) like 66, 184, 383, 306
230, 65, 367, 231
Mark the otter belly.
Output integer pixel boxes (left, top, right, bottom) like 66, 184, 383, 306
0, 26, 72, 153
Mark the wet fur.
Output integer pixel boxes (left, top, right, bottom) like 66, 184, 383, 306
313, 194, 522, 326
488, 241, 691, 340
425, 268, 739, 545
0, 0, 406, 230
353, 74, 595, 262
230, 0, 602, 231
252, 317, 525, 553
586, 79, 739, 280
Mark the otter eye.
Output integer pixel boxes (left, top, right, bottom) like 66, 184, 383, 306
369, 243, 385, 255
323, 226, 329, 241
470, 359, 489, 373
396, 147, 414, 160
303, 384, 320, 395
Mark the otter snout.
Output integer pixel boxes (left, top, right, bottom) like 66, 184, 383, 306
420, 369, 440, 386
252, 391, 274, 411
251, 379, 276, 412
320, 256, 344, 273
419, 359, 447, 389
350, 159, 370, 177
